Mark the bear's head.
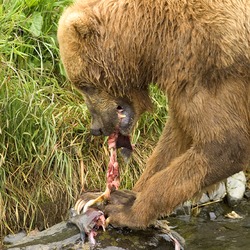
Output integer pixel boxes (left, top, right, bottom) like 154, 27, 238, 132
78, 84, 134, 136
76, 84, 151, 137
58, 4, 153, 137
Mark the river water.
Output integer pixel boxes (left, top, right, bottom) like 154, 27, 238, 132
171, 199, 250, 250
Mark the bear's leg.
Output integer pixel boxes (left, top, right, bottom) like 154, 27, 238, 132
133, 119, 191, 192
106, 134, 249, 228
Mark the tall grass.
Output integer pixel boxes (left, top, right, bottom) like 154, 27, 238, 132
0, 0, 167, 238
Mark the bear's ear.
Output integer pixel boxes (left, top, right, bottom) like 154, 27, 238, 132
57, 8, 99, 82
60, 10, 97, 40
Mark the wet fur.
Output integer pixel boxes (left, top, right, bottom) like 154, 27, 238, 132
58, 0, 250, 228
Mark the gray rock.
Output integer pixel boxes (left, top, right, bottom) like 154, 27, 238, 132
4, 231, 27, 245
226, 171, 246, 206
5, 221, 179, 250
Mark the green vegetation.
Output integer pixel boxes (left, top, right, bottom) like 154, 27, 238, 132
0, 0, 167, 237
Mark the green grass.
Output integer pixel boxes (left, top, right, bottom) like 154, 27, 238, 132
0, 0, 84, 235
0, 0, 168, 238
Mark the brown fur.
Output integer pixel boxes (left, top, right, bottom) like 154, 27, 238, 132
58, 0, 250, 228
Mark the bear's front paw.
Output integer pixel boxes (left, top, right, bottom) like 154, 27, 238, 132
105, 208, 146, 229
75, 190, 151, 229
104, 190, 152, 229
105, 205, 153, 229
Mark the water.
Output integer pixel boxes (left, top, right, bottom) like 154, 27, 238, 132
170, 200, 250, 250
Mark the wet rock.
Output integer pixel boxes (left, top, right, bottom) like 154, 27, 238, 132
209, 212, 217, 220
3, 231, 27, 245
5, 222, 79, 250
5, 222, 178, 250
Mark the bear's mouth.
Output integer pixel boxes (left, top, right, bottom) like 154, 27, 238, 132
116, 132, 132, 150
117, 109, 133, 159
116, 132, 133, 160
107, 110, 133, 160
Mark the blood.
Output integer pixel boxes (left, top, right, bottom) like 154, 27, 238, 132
106, 113, 133, 196
106, 130, 120, 194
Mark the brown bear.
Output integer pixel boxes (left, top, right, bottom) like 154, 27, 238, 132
58, 0, 250, 228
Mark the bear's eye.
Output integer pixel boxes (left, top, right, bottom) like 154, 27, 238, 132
117, 105, 123, 112
80, 85, 96, 95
